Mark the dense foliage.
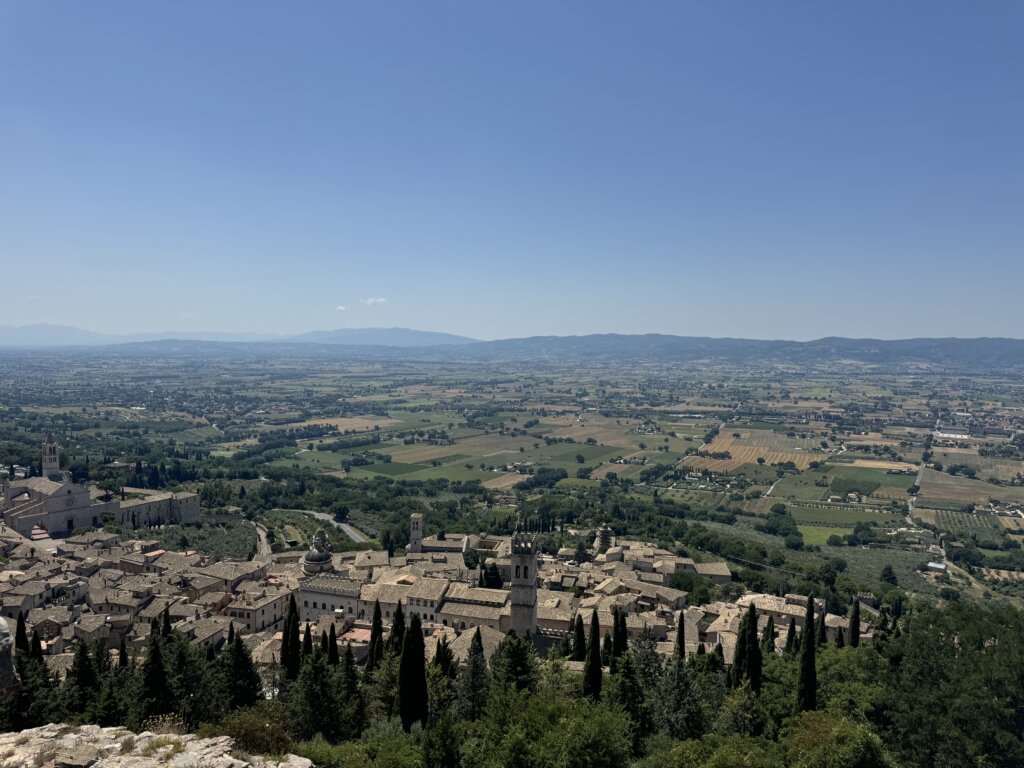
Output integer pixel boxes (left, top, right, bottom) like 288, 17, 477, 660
2, 600, 1021, 768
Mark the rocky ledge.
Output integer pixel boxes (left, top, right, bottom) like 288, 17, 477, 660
0, 724, 312, 768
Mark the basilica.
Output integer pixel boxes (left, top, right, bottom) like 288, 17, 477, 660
1, 437, 199, 539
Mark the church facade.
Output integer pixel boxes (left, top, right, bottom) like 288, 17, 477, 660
1, 438, 199, 539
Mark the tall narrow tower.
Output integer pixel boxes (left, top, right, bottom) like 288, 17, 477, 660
409, 512, 423, 554
42, 432, 60, 479
510, 526, 538, 636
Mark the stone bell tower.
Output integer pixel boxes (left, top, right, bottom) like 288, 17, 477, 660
42, 432, 61, 479
510, 525, 538, 636
409, 512, 423, 554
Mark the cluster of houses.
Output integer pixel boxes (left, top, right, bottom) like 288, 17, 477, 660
0, 505, 870, 680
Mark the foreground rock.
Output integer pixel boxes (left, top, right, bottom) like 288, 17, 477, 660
0, 618, 20, 695
0, 724, 311, 768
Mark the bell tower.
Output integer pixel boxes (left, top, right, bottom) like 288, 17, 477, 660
42, 432, 61, 479
510, 525, 538, 636
409, 513, 423, 554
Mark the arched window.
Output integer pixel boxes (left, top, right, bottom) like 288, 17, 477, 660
515, 565, 521, 579
523, 566, 529, 579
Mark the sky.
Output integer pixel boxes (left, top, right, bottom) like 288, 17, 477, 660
1, 2, 1021, 341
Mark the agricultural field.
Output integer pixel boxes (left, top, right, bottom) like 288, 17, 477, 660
917, 468, 1024, 508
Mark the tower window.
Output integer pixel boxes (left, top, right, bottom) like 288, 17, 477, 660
524, 566, 529, 579
515, 565, 521, 579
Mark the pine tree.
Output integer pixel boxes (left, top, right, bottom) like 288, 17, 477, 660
15, 612, 29, 653
572, 614, 587, 662
491, 630, 537, 692
850, 600, 861, 648
784, 617, 797, 656
582, 612, 603, 700
398, 614, 428, 732
365, 600, 384, 674
661, 653, 702, 740
457, 628, 489, 721
327, 623, 339, 666
388, 603, 407, 656
796, 597, 817, 712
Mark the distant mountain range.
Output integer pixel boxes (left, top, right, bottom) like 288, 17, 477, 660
0, 324, 477, 348
1, 324, 1023, 370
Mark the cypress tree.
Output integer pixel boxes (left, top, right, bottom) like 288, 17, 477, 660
284, 608, 301, 680
760, 615, 776, 653
616, 609, 629, 658
388, 603, 407, 655
582, 611, 602, 700
745, 604, 762, 694
731, 608, 749, 687
339, 643, 365, 739
117, 635, 128, 668
136, 632, 173, 724
365, 600, 384, 674
290, 647, 341, 741
783, 617, 797, 656
457, 628, 489, 721
320, 631, 329, 656
302, 622, 313, 657
675, 613, 686, 661
61, 642, 99, 721
227, 621, 235, 645
15, 612, 29, 653
849, 600, 861, 648
433, 635, 455, 679
327, 623, 339, 666
398, 614, 428, 732
31, 631, 44, 663
601, 633, 613, 667
223, 633, 263, 711
815, 602, 827, 646
572, 614, 587, 662
161, 605, 172, 638
835, 627, 846, 649
796, 597, 817, 712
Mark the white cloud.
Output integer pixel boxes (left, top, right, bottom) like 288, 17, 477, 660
360, 297, 388, 306
336, 305, 346, 312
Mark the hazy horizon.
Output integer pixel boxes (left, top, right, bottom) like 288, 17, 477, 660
2, 2, 1021, 340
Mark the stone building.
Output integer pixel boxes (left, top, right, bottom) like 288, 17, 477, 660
0, 437, 200, 538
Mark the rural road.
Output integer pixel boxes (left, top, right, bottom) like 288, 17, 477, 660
254, 522, 272, 561
301, 510, 371, 543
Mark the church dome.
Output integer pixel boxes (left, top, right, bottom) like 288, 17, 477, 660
301, 529, 334, 574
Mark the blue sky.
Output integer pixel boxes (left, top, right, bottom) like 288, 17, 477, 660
1, 2, 1021, 340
